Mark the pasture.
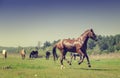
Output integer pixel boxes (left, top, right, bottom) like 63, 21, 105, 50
0, 53, 120, 78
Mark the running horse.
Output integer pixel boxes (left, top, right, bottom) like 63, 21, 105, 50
52, 29, 97, 69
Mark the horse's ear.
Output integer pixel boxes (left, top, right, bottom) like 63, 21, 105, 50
90, 28, 93, 31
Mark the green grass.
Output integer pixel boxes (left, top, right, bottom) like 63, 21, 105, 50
0, 54, 120, 78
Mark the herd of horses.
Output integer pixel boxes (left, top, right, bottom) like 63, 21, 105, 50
20, 49, 51, 60
1, 29, 97, 69
1, 49, 51, 60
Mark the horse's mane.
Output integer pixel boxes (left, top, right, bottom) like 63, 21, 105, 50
81, 29, 90, 36
76, 29, 90, 40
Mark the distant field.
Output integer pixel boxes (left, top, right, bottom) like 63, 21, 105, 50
0, 53, 120, 78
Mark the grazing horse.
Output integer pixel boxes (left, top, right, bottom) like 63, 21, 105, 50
2, 50, 7, 59
20, 49, 26, 60
46, 51, 51, 60
29, 51, 38, 58
52, 29, 97, 69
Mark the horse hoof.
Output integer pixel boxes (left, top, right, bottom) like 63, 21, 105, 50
69, 63, 72, 65
67, 61, 70, 64
61, 65, 65, 69
88, 65, 91, 68
78, 62, 81, 65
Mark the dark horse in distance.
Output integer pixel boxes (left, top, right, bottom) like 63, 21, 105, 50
52, 29, 97, 69
29, 51, 38, 58
46, 51, 51, 60
70, 53, 82, 60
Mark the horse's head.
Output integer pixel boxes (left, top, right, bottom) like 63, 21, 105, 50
88, 29, 97, 41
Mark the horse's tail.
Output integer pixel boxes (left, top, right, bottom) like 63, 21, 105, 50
52, 45, 58, 61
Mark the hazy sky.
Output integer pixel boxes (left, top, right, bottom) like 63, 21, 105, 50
0, 0, 120, 47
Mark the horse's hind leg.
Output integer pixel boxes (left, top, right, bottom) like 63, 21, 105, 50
60, 51, 70, 69
63, 52, 71, 65
60, 54, 65, 69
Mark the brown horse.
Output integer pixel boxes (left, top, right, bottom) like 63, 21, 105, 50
52, 29, 97, 69
20, 49, 26, 60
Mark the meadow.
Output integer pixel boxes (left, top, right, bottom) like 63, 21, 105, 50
0, 53, 120, 78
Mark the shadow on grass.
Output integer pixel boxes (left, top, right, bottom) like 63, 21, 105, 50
81, 68, 118, 71
72, 67, 119, 71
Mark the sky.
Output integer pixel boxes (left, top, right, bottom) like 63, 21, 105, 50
0, 0, 120, 47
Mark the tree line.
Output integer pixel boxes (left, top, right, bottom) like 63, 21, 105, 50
0, 34, 120, 55
42, 34, 120, 54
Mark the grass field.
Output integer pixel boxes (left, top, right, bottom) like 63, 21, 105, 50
0, 53, 120, 78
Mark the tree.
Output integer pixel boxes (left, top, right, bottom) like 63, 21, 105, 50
43, 41, 51, 48
115, 34, 120, 44
115, 43, 120, 51
97, 36, 109, 51
87, 39, 96, 49
52, 39, 60, 45
108, 46, 115, 52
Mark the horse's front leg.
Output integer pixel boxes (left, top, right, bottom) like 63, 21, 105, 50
78, 55, 85, 65
77, 49, 85, 65
85, 53, 91, 67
